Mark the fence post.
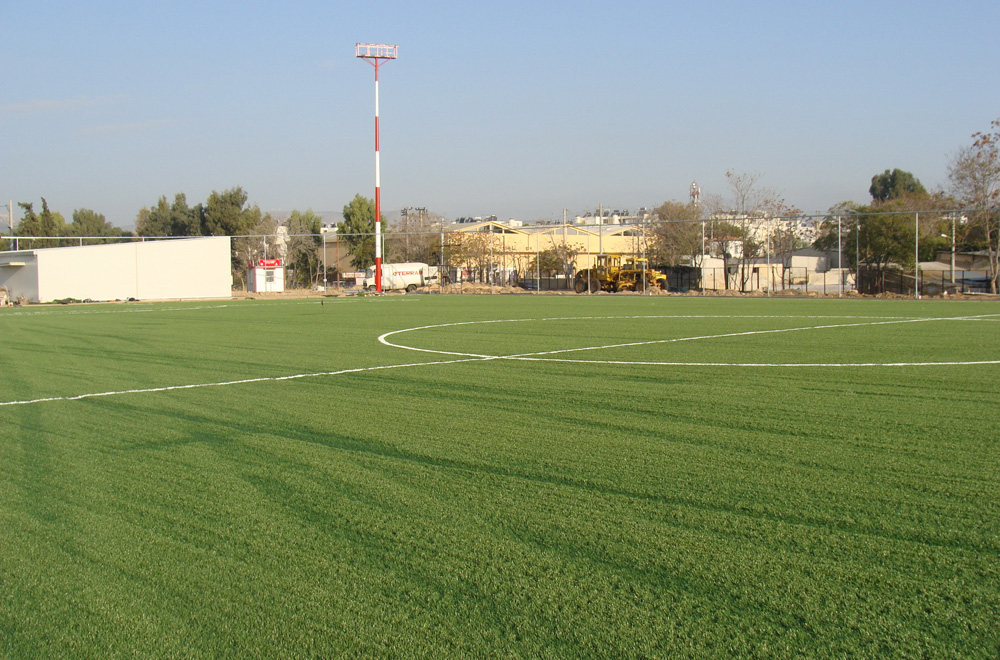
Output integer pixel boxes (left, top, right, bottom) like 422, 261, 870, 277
914, 211, 920, 299
535, 234, 540, 291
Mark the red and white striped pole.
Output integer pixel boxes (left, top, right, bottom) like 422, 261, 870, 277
356, 43, 398, 293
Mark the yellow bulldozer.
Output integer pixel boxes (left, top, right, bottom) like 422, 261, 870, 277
574, 254, 667, 293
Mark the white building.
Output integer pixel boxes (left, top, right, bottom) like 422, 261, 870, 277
0, 236, 232, 303
246, 259, 285, 293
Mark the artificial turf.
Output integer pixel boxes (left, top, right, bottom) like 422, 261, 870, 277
1, 295, 998, 658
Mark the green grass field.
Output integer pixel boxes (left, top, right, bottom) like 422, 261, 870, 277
1, 295, 998, 659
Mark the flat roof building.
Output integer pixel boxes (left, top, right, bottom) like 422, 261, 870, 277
0, 236, 232, 303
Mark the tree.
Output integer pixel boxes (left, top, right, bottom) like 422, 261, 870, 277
135, 196, 173, 236
531, 248, 563, 277
869, 169, 927, 203
169, 193, 203, 236
232, 213, 279, 289
529, 243, 580, 278
68, 209, 124, 244
136, 187, 263, 283
839, 202, 913, 293
815, 190, 954, 294
446, 231, 492, 282
16, 198, 66, 248
948, 118, 1000, 293
649, 200, 702, 267
285, 210, 322, 288
136, 193, 204, 237
387, 207, 443, 263
203, 187, 258, 237
337, 194, 381, 270
722, 171, 796, 291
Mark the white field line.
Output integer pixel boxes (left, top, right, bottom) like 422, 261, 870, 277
504, 314, 1000, 360
0, 303, 238, 317
0, 296, 409, 319
373, 314, 932, 358
379, 313, 1000, 365
0, 357, 485, 407
2, 313, 997, 408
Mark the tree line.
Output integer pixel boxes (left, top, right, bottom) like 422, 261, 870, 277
5, 119, 998, 292
648, 118, 1000, 294
1, 187, 325, 289
3, 199, 132, 249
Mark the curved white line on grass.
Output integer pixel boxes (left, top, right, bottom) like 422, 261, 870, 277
379, 313, 1000, 368
0, 357, 485, 407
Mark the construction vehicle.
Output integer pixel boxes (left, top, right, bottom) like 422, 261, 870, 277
574, 254, 667, 293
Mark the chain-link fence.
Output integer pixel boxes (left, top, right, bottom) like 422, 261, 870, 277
3, 209, 997, 297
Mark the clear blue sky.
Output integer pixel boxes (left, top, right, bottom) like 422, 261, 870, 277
3, 0, 998, 230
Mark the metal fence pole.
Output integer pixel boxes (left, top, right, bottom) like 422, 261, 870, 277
915, 212, 921, 299
535, 234, 540, 291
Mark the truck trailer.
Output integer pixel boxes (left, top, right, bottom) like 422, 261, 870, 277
362, 262, 440, 292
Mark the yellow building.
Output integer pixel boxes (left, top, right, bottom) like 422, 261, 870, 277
316, 218, 656, 285
444, 220, 654, 278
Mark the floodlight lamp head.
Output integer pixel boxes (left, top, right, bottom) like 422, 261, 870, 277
355, 43, 398, 60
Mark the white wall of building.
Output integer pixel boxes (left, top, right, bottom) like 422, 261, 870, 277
0, 254, 40, 302
0, 237, 232, 303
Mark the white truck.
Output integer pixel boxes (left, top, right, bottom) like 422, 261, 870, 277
362, 262, 440, 292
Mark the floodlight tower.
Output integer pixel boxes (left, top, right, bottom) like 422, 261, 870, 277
356, 42, 398, 292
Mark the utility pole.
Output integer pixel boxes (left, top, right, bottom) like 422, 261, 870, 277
598, 203, 603, 257
9, 201, 16, 251
401, 207, 410, 260
415, 207, 427, 262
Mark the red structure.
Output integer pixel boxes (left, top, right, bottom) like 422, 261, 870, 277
355, 43, 398, 293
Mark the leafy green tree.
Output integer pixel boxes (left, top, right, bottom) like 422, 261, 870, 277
816, 193, 953, 293
650, 200, 702, 266
136, 187, 261, 283
136, 194, 203, 237
16, 198, 66, 248
69, 209, 124, 244
135, 196, 172, 236
529, 244, 580, 278
169, 193, 203, 236
203, 187, 259, 237
285, 210, 322, 287
337, 194, 381, 270
869, 169, 927, 203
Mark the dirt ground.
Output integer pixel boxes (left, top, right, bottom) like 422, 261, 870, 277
237, 285, 998, 301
